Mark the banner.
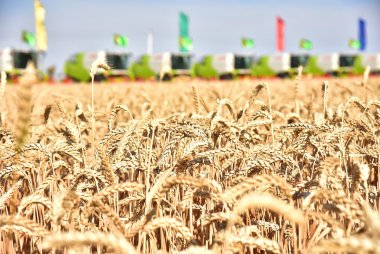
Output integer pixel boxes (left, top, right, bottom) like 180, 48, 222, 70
179, 36, 193, 51
114, 34, 128, 47
349, 38, 360, 49
22, 30, 36, 47
276, 17, 284, 52
34, 0, 48, 51
241, 38, 254, 48
179, 12, 192, 52
299, 39, 312, 50
359, 18, 366, 51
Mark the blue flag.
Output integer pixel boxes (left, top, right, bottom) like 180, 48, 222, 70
359, 18, 366, 51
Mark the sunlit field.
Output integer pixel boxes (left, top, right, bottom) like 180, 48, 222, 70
1, 75, 380, 253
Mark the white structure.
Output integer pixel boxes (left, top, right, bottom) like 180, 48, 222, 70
0, 48, 40, 73
148, 52, 192, 76
209, 53, 255, 76
268, 53, 291, 73
316, 53, 339, 73
362, 54, 380, 72
79, 51, 131, 75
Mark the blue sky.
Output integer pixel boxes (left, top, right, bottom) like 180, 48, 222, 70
1, 0, 379, 73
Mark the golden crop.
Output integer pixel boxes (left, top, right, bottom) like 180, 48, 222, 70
1, 68, 380, 253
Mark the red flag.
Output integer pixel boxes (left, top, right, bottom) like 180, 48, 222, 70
277, 16, 284, 51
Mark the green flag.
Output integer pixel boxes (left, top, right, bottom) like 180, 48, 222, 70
348, 38, 361, 49
113, 34, 128, 47
179, 12, 189, 38
22, 30, 36, 47
299, 39, 312, 50
179, 12, 192, 52
179, 36, 193, 51
241, 38, 254, 48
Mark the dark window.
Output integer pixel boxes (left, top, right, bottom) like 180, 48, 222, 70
234, 56, 254, 69
12, 51, 38, 69
339, 55, 356, 67
290, 55, 309, 68
171, 55, 191, 69
106, 54, 129, 69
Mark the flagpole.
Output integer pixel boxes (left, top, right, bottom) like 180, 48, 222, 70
147, 31, 153, 55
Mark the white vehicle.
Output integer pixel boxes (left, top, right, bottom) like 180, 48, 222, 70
362, 54, 380, 73
253, 53, 309, 77
272, 53, 310, 72
268, 53, 291, 74
0, 48, 40, 77
339, 53, 358, 73
64, 51, 132, 81
315, 53, 339, 73
146, 52, 193, 80
314, 53, 358, 75
197, 53, 255, 79
234, 53, 255, 75
211, 53, 235, 78
290, 54, 310, 69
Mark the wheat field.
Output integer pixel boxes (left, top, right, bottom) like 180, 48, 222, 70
1, 68, 380, 253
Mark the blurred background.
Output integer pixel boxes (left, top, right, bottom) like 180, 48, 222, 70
0, 0, 379, 79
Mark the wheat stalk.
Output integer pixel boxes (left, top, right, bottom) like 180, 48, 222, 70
43, 231, 137, 254
0, 71, 6, 101
233, 193, 306, 225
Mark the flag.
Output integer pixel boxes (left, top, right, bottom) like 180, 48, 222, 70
179, 12, 189, 38
22, 30, 36, 47
179, 12, 192, 52
113, 34, 128, 47
241, 38, 254, 48
299, 39, 312, 50
277, 16, 284, 52
359, 18, 366, 51
349, 38, 361, 49
179, 36, 193, 51
34, 0, 48, 51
